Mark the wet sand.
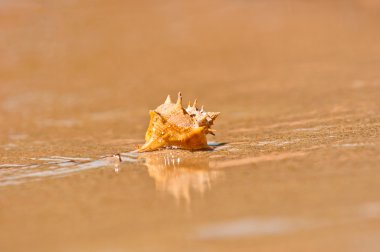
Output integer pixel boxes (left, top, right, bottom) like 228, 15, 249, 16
1, 1, 380, 251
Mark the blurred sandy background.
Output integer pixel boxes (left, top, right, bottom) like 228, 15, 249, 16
1, 1, 380, 252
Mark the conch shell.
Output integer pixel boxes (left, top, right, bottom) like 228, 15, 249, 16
138, 92, 220, 152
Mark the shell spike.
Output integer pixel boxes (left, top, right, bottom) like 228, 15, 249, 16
164, 95, 172, 104
208, 112, 220, 120
201, 105, 204, 112
208, 129, 216, 136
176, 92, 182, 107
193, 99, 197, 108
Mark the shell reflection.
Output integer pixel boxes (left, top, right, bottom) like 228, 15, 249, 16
143, 152, 223, 202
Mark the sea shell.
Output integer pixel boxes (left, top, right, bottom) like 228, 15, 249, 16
138, 92, 220, 152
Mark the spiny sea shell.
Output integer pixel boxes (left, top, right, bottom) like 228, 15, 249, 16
138, 92, 220, 152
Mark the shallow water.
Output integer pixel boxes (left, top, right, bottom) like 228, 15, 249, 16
1, 0, 380, 251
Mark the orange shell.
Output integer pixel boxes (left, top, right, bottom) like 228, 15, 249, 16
138, 92, 220, 152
